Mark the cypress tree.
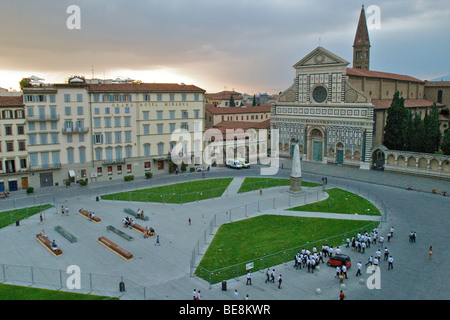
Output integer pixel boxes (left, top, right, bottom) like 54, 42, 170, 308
441, 129, 450, 155
411, 112, 426, 152
423, 103, 441, 153
252, 94, 256, 106
383, 91, 408, 150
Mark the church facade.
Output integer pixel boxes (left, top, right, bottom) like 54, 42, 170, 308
271, 46, 374, 169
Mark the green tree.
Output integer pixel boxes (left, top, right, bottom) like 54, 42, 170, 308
441, 129, 450, 155
383, 91, 408, 150
229, 95, 236, 107
181, 161, 187, 172
410, 112, 426, 152
423, 103, 441, 153
252, 94, 256, 106
19, 78, 31, 89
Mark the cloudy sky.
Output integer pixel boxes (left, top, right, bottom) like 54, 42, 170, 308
0, 0, 449, 94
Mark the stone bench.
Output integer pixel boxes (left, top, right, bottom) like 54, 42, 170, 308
79, 209, 101, 223
54, 225, 78, 243
36, 234, 62, 256
98, 236, 133, 261
124, 208, 149, 221
106, 225, 134, 241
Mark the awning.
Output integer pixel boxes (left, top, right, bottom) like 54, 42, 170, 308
69, 170, 76, 178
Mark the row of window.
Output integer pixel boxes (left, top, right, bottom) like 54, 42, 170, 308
1, 109, 25, 119
1, 124, 25, 136
25, 93, 202, 104
0, 140, 26, 153
0, 158, 27, 173
24, 93, 84, 103
94, 116, 131, 128
142, 110, 200, 120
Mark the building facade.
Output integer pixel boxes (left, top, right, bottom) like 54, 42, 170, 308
3, 79, 206, 192
0, 96, 27, 192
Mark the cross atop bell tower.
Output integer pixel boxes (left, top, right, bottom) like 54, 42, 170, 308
353, 5, 371, 70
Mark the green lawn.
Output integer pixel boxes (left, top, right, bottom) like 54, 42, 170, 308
287, 188, 381, 216
0, 283, 117, 300
0, 204, 53, 229
195, 214, 377, 283
237, 177, 321, 193
101, 178, 233, 203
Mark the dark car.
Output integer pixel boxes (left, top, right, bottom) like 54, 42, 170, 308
327, 254, 351, 268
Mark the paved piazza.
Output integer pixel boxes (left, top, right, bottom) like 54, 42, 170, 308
0, 161, 448, 300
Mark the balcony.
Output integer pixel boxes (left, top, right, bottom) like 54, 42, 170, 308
102, 158, 125, 166
26, 115, 60, 121
29, 163, 62, 171
62, 127, 90, 134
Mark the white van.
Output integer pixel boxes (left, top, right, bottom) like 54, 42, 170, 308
236, 158, 250, 168
226, 158, 243, 169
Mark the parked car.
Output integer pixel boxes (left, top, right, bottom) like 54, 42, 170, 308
327, 254, 351, 268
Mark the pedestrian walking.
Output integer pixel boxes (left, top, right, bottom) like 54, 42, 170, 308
155, 235, 160, 246
428, 246, 433, 260
196, 290, 201, 300
39, 213, 44, 224
365, 255, 373, 266
234, 289, 239, 299
188, 217, 191, 225
387, 256, 394, 270
390, 226, 394, 237
61, 206, 64, 215
341, 265, 348, 279
192, 289, 197, 300
339, 290, 346, 300
335, 266, 341, 279
246, 272, 252, 285
271, 269, 275, 283
356, 261, 362, 276
277, 274, 282, 289
265, 268, 270, 283
384, 247, 389, 261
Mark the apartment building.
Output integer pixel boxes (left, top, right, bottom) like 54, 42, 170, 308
0, 95, 27, 191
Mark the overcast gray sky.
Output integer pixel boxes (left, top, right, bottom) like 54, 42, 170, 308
0, 0, 449, 94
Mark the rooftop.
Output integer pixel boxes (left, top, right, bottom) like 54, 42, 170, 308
347, 68, 424, 83
371, 98, 443, 109
205, 104, 271, 114
0, 95, 24, 107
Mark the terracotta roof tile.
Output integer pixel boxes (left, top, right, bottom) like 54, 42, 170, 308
0, 95, 24, 107
205, 105, 271, 114
347, 68, 424, 83
88, 83, 205, 93
371, 98, 443, 109
424, 81, 450, 87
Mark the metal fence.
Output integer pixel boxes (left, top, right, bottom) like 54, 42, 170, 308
0, 263, 147, 299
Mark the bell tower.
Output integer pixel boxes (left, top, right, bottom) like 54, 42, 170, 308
353, 5, 371, 70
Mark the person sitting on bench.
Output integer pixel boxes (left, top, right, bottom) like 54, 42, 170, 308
123, 216, 130, 227
89, 212, 95, 221
51, 240, 58, 251
40, 229, 48, 238
129, 218, 135, 229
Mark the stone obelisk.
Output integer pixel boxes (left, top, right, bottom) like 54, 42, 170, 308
289, 144, 302, 193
